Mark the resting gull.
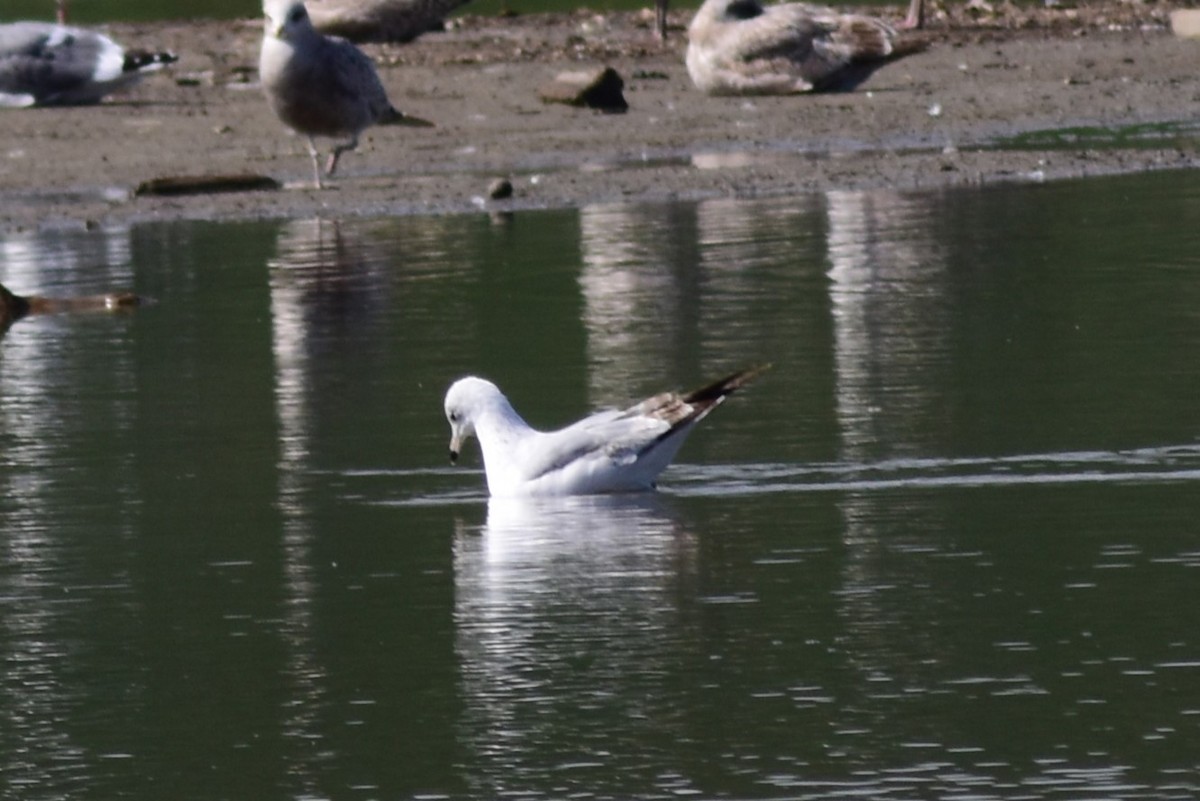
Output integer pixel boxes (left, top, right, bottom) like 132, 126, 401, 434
306, 0, 472, 43
260, 0, 432, 188
444, 365, 770, 497
685, 0, 927, 95
0, 21, 177, 107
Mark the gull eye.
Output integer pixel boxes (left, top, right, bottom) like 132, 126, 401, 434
449, 411, 459, 423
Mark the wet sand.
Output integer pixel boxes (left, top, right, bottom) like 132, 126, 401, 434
1, 2, 1196, 231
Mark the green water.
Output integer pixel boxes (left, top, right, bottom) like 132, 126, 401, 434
2, 170, 1200, 799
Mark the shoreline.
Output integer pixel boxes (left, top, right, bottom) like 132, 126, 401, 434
2, 6, 1197, 231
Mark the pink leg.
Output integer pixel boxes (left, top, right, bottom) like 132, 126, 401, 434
898, 0, 924, 29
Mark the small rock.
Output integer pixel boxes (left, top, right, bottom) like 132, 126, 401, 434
538, 66, 628, 113
488, 178, 514, 200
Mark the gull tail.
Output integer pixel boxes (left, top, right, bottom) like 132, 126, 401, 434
634, 363, 772, 432
379, 105, 435, 128
682, 363, 772, 418
630, 363, 771, 466
122, 50, 179, 75
1, 282, 32, 327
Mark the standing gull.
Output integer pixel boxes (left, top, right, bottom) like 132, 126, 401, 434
685, 0, 926, 95
259, 0, 432, 188
0, 21, 176, 107
444, 365, 770, 497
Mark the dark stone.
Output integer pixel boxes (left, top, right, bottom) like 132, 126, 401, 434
538, 66, 628, 113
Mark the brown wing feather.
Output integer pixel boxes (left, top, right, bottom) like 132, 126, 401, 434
627, 364, 772, 448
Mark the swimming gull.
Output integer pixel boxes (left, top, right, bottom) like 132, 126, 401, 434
444, 365, 770, 497
0, 21, 177, 107
685, 0, 927, 95
260, 0, 433, 188
306, 0, 472, 43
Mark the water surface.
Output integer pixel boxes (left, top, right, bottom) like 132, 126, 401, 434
2, 170, 1200, 799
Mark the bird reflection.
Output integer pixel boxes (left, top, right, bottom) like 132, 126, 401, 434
0, 223, 138, 787
452, 495, 699, 794
824, 187, 949, 458
577, 197, 825, 406
268, 216, 393, 793
269, 216, 395, 473
823, 187, 952, 732
692, 194, 827, 382
577, 203, 701, 405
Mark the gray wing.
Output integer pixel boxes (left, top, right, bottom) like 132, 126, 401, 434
0, 23, 122, 106
517, 408, 671, 482
314, 34, 396, 124
521, 365, 770, 481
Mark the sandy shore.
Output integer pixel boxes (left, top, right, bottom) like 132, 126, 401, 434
1, 3, 1197, 231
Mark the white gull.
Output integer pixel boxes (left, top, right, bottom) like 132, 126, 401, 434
306, 0, 472, 43
0, 21, 176, 107
444, 365, 769, 497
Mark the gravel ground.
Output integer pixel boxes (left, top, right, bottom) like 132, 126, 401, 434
1, 1, 1197, 231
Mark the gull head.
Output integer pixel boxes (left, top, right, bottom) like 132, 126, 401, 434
264, 0, 313, 40
444, 376, 501, 465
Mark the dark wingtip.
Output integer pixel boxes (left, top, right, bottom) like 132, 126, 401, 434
449, 450, 459, 465
684, 363, 772, 405
381, 106, 435, 128
123, 50, 179, 73
1, 282, 31, 324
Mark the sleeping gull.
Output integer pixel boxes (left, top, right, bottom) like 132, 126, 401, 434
260, 0, 433, 189
685, 0, 927, 95
306, 0, 473, 43
0, 21, 177, 107
444, 365, 770, 497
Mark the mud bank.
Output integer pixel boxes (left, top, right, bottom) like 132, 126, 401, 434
1, 3, 1197, 230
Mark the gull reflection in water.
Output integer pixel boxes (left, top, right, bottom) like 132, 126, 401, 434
267, 217, 393, 795
577, 203, 700, 405
824, 187, 952, 729
453, 494, 699, 793
0, 223, 138, 789
825, 187, 949, 459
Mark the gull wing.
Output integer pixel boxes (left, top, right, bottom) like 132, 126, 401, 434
318, 34, 395, 124
519, 365, 771, 486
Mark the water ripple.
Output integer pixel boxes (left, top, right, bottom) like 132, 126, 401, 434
665, 443, 1200, 496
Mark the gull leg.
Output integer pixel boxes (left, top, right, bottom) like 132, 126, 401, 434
325, 134, 359, 177
899, 0, 924, 29
56, 0, 69, 23
655, 0, 669, 40
306, 137, 324, 190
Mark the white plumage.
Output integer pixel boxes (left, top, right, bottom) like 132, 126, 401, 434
444, 366, 769, 497
0, 22, 175, 107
